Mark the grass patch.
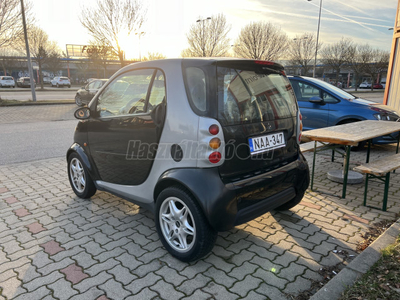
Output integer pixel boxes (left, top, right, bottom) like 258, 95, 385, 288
339, 235, 400, 300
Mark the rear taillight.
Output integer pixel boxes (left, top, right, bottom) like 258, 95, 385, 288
208, 125, 222, 163
209, 124, 219, 135
209, 152, 222, 164
209, 137, 221, 149
297, 112, 303, 144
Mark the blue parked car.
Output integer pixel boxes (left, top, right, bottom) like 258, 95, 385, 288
288, 76, 400, 147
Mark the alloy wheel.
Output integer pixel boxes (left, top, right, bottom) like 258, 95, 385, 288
159, 197, 196, 253
69, 158, 86, 193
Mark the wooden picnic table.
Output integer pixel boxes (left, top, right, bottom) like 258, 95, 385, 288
302, 120, 400, 198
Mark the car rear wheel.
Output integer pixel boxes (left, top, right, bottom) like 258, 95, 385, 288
67, 153, 96, 199
56, 83, 59, 88
155, 186, 217, 262
75, 95, 83, 106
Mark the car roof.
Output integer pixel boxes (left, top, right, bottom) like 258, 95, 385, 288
122, 58, 284, 70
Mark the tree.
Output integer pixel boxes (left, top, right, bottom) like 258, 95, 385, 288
364, 48, 389, 91
287, 33, 321, 76
233, 21, 288, 61
142, 52, 166, 61
181, 14, 231, 57
19, 26, 59, 89
348, 44, 370, 91
0, 49, 21, 76
80, 0, 146, 66
46, 52, 63, 78
0, 0, 33, 48
86, 41, 115, 78
320, 37, 353, 84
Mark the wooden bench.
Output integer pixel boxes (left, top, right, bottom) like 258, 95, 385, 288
300, 141, 326, 153
353, 153, 400, 211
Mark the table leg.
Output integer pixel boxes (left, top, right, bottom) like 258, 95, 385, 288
342, 146, 351, 199
311, 141, 317, 191
366, 139, 371, 163
397, 132, 400, 154
382, 172, 390, 211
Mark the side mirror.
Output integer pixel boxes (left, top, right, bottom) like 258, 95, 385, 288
309, 96, 324, 104
74, 107, 90, 120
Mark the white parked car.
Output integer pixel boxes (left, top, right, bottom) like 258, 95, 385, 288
0, 76, 15, 88
359, 81, 371, 89
51, 76, 71, 88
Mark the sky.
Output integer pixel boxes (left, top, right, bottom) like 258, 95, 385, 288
31, 0, 398, 59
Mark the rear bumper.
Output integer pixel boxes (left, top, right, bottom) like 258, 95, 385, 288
157, 153, 309, 231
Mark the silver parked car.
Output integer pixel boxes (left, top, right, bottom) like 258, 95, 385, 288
67, 58, 309, 261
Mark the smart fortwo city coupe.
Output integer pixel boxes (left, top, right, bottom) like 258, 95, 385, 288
67, 58, 310, 262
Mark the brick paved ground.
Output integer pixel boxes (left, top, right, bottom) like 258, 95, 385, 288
0, 105, 76, 124
0, 144, 399, 300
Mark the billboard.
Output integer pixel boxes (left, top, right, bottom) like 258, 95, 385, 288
66, 44, 112, 58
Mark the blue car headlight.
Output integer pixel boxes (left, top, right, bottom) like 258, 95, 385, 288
373, 113, 400, 121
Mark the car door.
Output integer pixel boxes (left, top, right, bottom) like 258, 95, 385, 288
89, 80, 103, 99
81, 81, 96, 102
290, 79, 329, 131
87, 69, 166, 185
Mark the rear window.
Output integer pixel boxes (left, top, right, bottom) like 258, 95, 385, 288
2, 77, 13, 80
217, 66, 297, 126
24, 78, 30, 82
60, 77, 69, 80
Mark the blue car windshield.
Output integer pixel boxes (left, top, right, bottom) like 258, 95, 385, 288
305, 77, 355, 100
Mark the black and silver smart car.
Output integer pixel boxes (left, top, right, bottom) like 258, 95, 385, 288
67, 58, 309, 262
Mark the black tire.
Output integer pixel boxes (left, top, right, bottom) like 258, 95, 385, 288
68, 85, 71, 88
56, 83, 59, 88
75, 95, 83, 106
67, 152, 96, 199
155, 186, 217, 262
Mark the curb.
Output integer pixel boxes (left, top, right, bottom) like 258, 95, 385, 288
310, 218, 400, 300
0, 100, 75, 106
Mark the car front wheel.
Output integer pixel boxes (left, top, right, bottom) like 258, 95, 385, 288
67, 153, 96, 199
155, 187, 217, 262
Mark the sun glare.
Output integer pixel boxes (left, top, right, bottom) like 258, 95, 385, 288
117, 30, 140, 60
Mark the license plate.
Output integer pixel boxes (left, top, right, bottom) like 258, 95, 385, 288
248, 132, 285, 154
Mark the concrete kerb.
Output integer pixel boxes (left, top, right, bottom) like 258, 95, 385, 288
310, 218, 400, 300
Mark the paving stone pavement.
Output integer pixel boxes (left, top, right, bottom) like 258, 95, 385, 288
0, 105, 76, 124
0, 144, 399, 300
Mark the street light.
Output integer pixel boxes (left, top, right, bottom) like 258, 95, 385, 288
196, 17, 212, 57
135, 31, 145, 61
308, 0, 322, 78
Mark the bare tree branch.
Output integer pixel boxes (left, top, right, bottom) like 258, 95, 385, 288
320, 37, 353, 83
287, 32, 321, 76
181, 14, 231, 57
80, 0, 146, 65
0, 0, 34, 49
233, 21, 288, 61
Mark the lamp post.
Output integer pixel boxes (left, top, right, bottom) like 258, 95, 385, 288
308, 0, 322, 78
135, 31, 145, 61
20, 0, 36, 101
196, 17, 211, 57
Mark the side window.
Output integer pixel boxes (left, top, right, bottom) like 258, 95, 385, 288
92, 80, 102, 89
87, 81, 96, 90
297, 82, 320, 101
96, 69, 154, 117
186, 67, 206, 112
323, 92, 339, 103
148, 70, 165, 112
